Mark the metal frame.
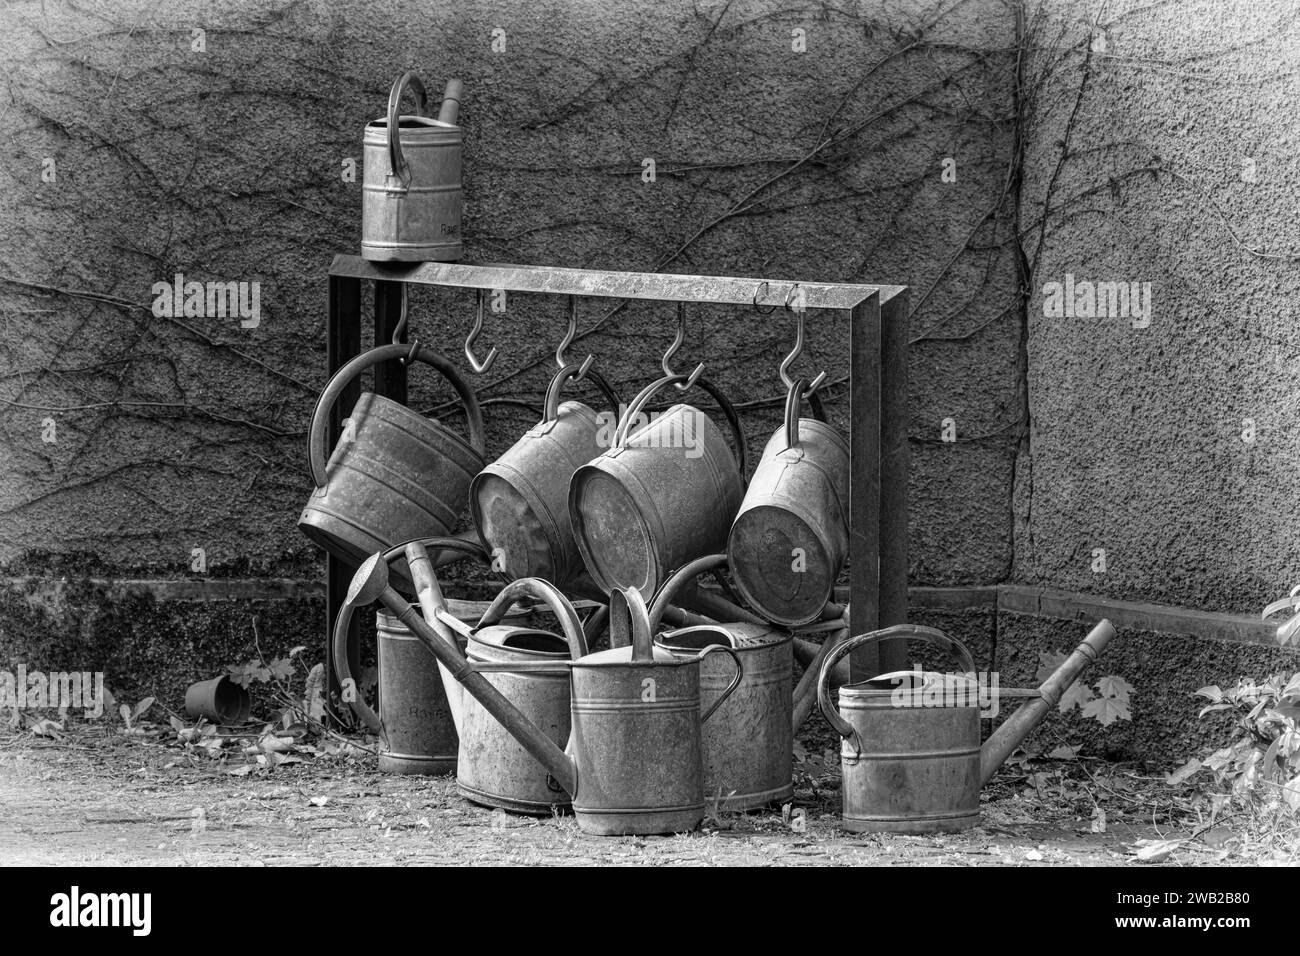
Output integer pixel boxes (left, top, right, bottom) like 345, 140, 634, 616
323, 254, 909, 708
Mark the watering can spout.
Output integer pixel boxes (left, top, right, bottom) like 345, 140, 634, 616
978, 619, 1117, 787
348, 556, 580, 797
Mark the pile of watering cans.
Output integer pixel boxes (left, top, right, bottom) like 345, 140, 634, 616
299, 71, 1119, 837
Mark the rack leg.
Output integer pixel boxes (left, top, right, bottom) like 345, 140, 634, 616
848, 293, 882, 681
324, 275, 362, 724
878, 289, 910, 672
374, 279, 409, 404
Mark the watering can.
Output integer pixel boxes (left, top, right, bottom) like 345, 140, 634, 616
362, 72, 464, 262
569, 372, 748, 599
348, 554, 743, 835
298, 342, 486, 579
471, 362, 621, 586
331, 536, 490, 774
816, 621, 1117, 833
728, 377, 849, 626
647, 553, 794, 810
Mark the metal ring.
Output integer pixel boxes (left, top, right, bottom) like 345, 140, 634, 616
753, 281, 777, 315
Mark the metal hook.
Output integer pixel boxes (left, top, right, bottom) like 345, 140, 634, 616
662, 302, 704, 390
464, 289, 499, 373
778, 306, 828, 397
752, 280, 777, 315
391, 285, 410, 347
556, 296, 594, 380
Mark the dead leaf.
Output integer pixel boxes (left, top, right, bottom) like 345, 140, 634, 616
1133, 838, 1182, 863
132, 697, 155, 720
1165, 757, 1201, 786
1048, 744, 1082, 760
227, 765, 254, 777
1024, 849, 1044, 861
309, 796, 330, 807
1090, 807, 1107, 833
1082, 694, 1131, 726
29, 717, 65, 739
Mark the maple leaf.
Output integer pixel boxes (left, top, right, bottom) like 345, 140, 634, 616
1058, 681, 1094, 714
1095, 674, 1134, 702
1083, 694, 1132, 726
267, 657, 295, 682
1035, 651, 1067, 685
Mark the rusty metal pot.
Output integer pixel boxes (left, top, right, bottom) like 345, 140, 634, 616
728, 377, 848, 626
470, 363, 620, 586
648, 554, 793, 810
817, 621, 1116, 833
568, 373, 747, 599
457, 578, 589, 814
361, 72, 464, 262
331, 536, 489, 774
298, 343, 486, 577
349, 560, 744, 836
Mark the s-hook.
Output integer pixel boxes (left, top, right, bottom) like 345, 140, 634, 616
392, 285, 420, 365
779, 285, 827, 397
464, 289, 499, 373
556, 296, 595, 380
662, 301, 705, 390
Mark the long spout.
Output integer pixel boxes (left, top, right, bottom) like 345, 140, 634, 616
979, 619, 1117, 786
405, 542, 466, 735
350, 554, 578, 797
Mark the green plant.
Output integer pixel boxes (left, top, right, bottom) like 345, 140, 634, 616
1035, 652, 1133, 726
1195, 673, 1300, 811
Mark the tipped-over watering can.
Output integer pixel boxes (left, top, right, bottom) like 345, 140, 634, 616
728, 377, 848, 626
817, 621, 1117, 833
471, 363, 621, 586
347, 555, 742, 835
298, 343, 486, 583
362, 72, 464, 262
569, 372, 748, 599
331, 536, 489, 774
648, 553, 794, 810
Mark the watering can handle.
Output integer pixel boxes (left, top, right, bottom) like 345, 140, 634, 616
612, 373, 749, 478
697, 644, 744, 723
331, 535, 488, 734
606, 587, 657, 660
385, 72, 428, 188
542, 363, 622, 424
816, 625, 976, 742
477, 577, 589, 659
781, 377, 828, 450
307, 343, 487, 488
648, 553, 729, 632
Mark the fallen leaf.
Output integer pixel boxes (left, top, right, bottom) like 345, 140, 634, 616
1048, 744, 1082, 760
309, 796, 330, 807
1083, 694, 1131, 726
1094, 675, 1133, 702
1059, 682, 1094, 713
1133, 838, 1182, 862
132, 697, 155, 720
1090, 807, 1107, 833
1166, 757, 1201, 786
227, 765, 254, 777
1024, 849, 1044, 861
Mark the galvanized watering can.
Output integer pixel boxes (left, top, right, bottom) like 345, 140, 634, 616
362, 72, 464, 262
569, 373, 748, 599
471, 363, 620, 586
728, 377, 848, 626
817, 621, 1117, 833
298, 343, 486, 576
331, 536, 489, 774
648, 553, 793, 810
349, 555, 742, 835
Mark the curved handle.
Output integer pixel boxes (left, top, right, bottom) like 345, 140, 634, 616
332, 535, 487, 734
477, 578, 589, 659
609, 587, 654, 660
386, 72, 428, 189
781, 376, 829, 450
612, 374, 748, 477
648, 553, 728, 632
307, 343, 486, 489
816, 625, 975, 742
542, 363, 622, 424
697, 644, 744, 723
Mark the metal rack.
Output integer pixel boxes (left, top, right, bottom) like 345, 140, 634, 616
323, 254, 910, 691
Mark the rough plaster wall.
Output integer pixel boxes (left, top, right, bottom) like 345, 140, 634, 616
1016, 0, 1300, 613
0, 0, 1020, 588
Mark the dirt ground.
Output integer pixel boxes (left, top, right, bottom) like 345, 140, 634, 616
3, 721, 1294, 867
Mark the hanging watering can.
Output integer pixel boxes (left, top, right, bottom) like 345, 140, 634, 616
454, 578, 589, 814
728, 377, 848, 626
331, 536, 489, 774
470, 363, 620, 586
298, 343, 486, 577
348, 556, 743, 835
648, 553, 794, 810
569, 372, 748, 599
817, 621, 1117, 833
362, 72, 464, 262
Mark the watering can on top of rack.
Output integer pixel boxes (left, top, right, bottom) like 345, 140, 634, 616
471, 361, 621, 587
816, 621, 1117, 834
568, 372, 748, 599
362, 72, 465, 262
348, 554, 743, 836
728, 376, 849, 626
298, 342, 486, 583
